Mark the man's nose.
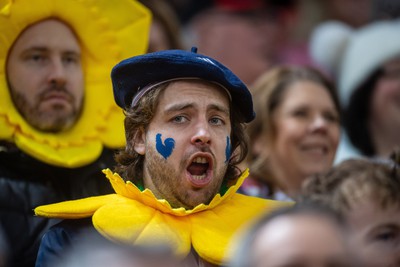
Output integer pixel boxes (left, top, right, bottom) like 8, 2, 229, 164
47, 58, 67, 85
191, 121, 211, 145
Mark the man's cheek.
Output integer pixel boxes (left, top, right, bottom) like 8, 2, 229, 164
155, 133, 175, 159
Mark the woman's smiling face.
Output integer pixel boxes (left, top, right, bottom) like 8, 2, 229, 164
268, 80, 340, 195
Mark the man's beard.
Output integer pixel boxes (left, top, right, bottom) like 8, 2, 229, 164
10, 86, 83, 133
144, 144, 227, 209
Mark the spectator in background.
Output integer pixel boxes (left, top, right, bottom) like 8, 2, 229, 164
301, 150, 400, 267
239, 65, 340, 200
228, 204, 354, 267
163, 0, 213, 26
139, 0, 185, 52
322, 0, 372, 28
0, 0, 150, 266
310, 19, 400, 162
185, 0, 301, 85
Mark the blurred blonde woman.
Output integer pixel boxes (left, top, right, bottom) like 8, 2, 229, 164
239, 65, 341, 200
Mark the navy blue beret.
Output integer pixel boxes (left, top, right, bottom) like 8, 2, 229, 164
111, 47, 255, 123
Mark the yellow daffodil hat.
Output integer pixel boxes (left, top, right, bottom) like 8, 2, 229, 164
0, 0, 151, 167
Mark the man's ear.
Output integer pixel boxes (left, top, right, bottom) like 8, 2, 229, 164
132, 128, 146, 155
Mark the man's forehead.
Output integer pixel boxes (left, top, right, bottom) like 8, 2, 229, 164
166, 79, 231, 98
156, 81, 231, 115
13, 19, 80, 51
161, 79, 231, 107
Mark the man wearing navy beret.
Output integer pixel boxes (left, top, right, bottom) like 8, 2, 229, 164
35, 48, 288, 267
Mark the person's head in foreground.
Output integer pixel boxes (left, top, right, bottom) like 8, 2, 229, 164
53, 232, 182, 267
112, 47, 254, 210
245, 65, 340, 199
301, 150, 400, 267
229, 204, 354, 267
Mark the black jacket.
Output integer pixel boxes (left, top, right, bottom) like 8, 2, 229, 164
0, 141, 115, 267
36, 219, 219, 267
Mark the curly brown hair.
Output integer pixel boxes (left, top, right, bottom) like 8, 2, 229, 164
114, 80, 249, 189
300, 154, 400, 213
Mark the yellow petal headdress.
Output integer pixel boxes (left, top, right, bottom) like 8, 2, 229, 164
35, 169, 290, 265
0, 0, 151, 167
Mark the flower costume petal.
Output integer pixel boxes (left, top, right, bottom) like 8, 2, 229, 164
190, 194, 289, 265
35, 169, 291, 264
93, 201, 192, 257
34, 194, 126, 219
0, 0, 151, 167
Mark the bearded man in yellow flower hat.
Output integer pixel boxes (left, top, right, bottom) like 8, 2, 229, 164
35, 47, 290, 267
0, 0, 150, 266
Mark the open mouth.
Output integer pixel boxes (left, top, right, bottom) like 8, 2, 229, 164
186, 155, 212, 187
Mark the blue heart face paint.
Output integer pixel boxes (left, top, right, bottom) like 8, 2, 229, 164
156, 133, 175, 159
225, 136, 231, 163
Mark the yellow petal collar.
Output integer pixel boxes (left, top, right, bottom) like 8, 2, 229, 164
105, 168, 251, 215
35, 169, 289, 265
0, 0, 151, 167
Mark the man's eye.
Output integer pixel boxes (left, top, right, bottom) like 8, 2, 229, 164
375, 231, 399, 243
63, 55, 79, 64
210, 117, 223, 125
172, 116, 187, 123
378, 233, 394, 241
28, 54, 45, 62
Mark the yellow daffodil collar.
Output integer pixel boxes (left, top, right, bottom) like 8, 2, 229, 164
0, 0, 151, 167
35, 168, 288, 265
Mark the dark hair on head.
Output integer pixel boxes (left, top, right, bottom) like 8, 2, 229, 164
224, 105, 250, 185
229, 202, 345, 267
114, 80, 249, 189
372, 0, 400, 20
113, 83, 165, 186
300, 148, 400, 213
343, 69, 382, 156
